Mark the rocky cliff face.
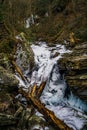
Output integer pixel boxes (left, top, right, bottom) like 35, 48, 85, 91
58, 42, 87, 102
15, 40, 34, 74
0, 23, 35, 130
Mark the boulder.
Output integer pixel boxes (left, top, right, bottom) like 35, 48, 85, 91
0, 66, 19, 92
58, 42, 87, 102
0, 113, 17, 126
0, 91, 12, 113
15, 41, 34, 75
0, 53, 12, 71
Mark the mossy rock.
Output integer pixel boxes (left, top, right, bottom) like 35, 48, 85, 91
0, 113, 16, 126
75, 27, 87, 42
66, 74, 87, 100
0, 53, 12, 71
0, 66, 19, 92
58, 42, 87, 70
28, 115, 46, 130
0, 91, 12, 113
0, 38, 16, 54
58, 42, 87, 102
15, 40, 34, 73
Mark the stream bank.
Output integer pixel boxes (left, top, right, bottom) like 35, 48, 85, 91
0, 24, 36, 130
0, 38, 87, 130
0, 24, 87, 130
58, 41, 87, 102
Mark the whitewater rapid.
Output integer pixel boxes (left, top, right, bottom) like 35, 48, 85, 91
16, 41, 87, 130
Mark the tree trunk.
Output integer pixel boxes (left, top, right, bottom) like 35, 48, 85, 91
36, 82, 46, 98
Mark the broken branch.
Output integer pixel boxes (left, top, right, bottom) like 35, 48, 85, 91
12, 60, 26, 82
36, 82, 46, 98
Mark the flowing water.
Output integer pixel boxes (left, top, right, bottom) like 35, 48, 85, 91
16, 41, 87, 130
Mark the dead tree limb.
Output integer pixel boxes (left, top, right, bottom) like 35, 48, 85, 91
36, 82, 46, 98
12, 60, 26, 82
30, 84, 37, 97
30, 82, 46, 98
20, 88, 73, 130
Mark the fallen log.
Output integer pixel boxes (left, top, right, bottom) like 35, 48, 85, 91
30, 82, 46, 98
20, 88, 73, 130
30, 84, 37, 97
12, 60, 26, 82
36, 82, 46, 98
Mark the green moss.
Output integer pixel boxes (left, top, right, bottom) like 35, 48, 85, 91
0, 4, 4, 22
26, 29, 37, 42
75, 27, 87, 42
0, 14, 3, 21
0, 91, 12, 102
0, 39, 15, 54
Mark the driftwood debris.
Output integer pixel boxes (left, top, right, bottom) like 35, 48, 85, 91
20, 84, 73, 130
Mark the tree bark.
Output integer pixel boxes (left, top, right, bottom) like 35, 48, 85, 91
12, 60, 26, 82
36, 82, 46, 98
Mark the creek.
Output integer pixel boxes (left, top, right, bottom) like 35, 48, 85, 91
16, 41, 87, 130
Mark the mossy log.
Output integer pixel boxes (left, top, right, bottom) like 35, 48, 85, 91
19, 87, 73, 130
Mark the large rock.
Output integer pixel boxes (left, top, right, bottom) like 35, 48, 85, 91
0, 53, 12, 71
0, 66, 19, 92
0, 113, 17, 126
58, 42, 87, 102
15, 41, 34, 75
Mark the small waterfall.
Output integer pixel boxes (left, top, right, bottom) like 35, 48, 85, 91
16, 41, 87, 130
40, 64, 87, 130
25, 14, 34, 28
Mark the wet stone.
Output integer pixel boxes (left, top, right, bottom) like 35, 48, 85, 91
58, 42, 87, 102
0, 66, 19, 92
